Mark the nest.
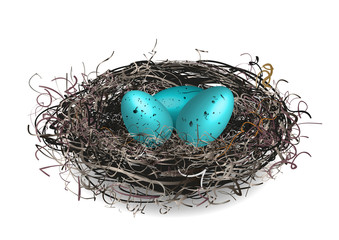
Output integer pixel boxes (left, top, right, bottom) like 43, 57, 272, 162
29, 57, 311, 214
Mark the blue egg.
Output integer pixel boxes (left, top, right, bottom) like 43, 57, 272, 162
176, 86, 234, 147
121, 90, 173, 148
153, 86, 203, 127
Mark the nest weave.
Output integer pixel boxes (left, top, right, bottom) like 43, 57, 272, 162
30, 58, 310, 213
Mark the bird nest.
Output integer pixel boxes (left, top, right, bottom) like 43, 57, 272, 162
29, 57, 312, 214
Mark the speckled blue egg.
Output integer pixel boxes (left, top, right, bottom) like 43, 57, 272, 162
153, 86, 203, 127
121, 90, 173, 148
176, 86, 234, 147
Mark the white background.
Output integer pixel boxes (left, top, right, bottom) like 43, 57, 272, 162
1, 0, 338, 239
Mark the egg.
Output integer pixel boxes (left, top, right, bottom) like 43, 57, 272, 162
121, 90, 173, 148
153, 86, 203, 127
175, 86, 234, 147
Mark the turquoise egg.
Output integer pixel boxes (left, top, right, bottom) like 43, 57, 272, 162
121, 90, 173, 148
176, 86, 234, 147
153, 86, 203, 127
